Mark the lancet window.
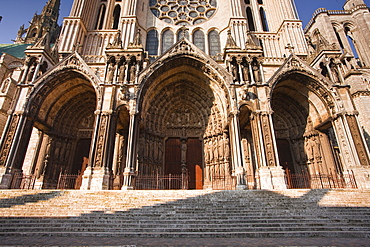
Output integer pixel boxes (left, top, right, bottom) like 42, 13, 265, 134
95, 4, 106, 30
259, 7, 269, 31
193, 30, 205, 52
246, 7, 256, 31
146, 29, 159, 58
162, 29, 174, 54
112, 5, 121, 29
208, 30, 221, 56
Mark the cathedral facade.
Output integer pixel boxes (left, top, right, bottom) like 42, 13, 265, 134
0, 0, 369, 190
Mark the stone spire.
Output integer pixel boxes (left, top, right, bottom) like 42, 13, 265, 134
14, 0, 61, 44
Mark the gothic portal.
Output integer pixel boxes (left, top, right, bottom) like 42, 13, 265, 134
0, 0, 370, 190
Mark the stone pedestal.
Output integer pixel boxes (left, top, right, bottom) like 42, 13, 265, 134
0, 167, 13, 189
33, 176, 44, 190
121, 167, 135, 190
258, 166, 287, 190
80, 167, 110, 190
350, 166, 370, 189
235, 166, 247, 190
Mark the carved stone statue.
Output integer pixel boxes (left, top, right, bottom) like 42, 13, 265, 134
230, 60, 240, 83
106, 61, 116, 83
118, 63, 126, 82
27, 63, 36, 82
252, 59, 261, 83
129, 64, 136, 83
329, 59, 341, 84
319, 62, 329, 78
242, 62, 251, 83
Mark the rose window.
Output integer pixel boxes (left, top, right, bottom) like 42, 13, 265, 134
149, 0, 217, 26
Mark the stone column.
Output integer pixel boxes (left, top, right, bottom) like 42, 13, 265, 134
122, 111, 139, 190
0, 112, 33, 188
248, 62, 255, 84
332, 85, 370, 189
33, 134, 51, 189
80, 110, 116, 190
229, 110, 246, 189
112, 132, 125, 189
255, 111, 286, 190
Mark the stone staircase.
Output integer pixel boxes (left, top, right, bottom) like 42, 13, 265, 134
0, 189, 370, 238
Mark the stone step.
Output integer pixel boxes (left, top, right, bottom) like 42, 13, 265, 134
2, 211, 369, 218
1, 230, 369, 238
1, 217, 369, 225
1, 189, 370, 238
1, 221, 368, 229
2, 225, 370, 232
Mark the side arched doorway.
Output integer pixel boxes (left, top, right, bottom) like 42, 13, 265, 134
137, 57, 231, 190
23, 70, 97, 189
271, 73, 341, 188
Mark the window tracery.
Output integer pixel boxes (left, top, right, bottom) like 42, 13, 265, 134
149, 0, 217, 26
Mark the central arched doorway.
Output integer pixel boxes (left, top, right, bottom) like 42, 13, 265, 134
138, 56, 231, 189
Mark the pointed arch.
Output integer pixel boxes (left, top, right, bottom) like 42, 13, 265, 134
259, 7, 269, 32
95, 4, 106, 30
246, 7, 256, 31
112, 4, 121, 29
135, 53, 233, 188
270, 69, 342, 181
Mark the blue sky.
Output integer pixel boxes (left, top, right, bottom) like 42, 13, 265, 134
0, 0, 369, 44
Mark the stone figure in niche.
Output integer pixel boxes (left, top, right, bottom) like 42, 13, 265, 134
223, 133, 230, 160
305, 136, 315, 163
27, 63, 37, 82
129, 63, 136, 83
218, 135, 224, 161
118, 63, 126, 82
181, 139, 187, 165
133, 29, 142, 47
319, 62, 329, 78
204, 139, 210, 164
230, 59, 240, 83
329, 59, 340, 84
106, 61, 116, 83
252, 59, 261, 83
40, 62, 48, 75
242, 62, 251, 83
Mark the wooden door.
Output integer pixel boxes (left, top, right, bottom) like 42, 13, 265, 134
164, 137, 203, 189
186, 138, 203, 189
165, 138, 182, 175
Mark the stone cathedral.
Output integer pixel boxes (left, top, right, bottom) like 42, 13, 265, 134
0, 0, 370, 190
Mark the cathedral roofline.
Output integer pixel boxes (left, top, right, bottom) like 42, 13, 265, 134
304, 4, 369, 33
0, 44, 32, 58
